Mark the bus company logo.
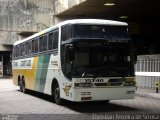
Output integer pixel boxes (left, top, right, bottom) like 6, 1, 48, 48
21, 60, 31, 67
63, 83, 71, 96
51, 61, 58, 66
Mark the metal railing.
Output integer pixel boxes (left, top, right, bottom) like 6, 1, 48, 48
135, 54, 160, 89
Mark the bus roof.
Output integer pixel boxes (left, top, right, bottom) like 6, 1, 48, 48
14, 19, 128, 46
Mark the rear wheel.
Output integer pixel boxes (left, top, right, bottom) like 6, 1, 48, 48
19, 78, 26, 93
19, 79, 23, 92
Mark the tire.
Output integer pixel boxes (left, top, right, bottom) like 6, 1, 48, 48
19, 79, 23, 92
53, 83, 62, 105
19, 78, 26, 94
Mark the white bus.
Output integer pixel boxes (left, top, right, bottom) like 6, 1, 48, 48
12, 19, 136, 104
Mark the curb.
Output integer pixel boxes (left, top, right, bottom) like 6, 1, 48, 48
136, 91, 160, 100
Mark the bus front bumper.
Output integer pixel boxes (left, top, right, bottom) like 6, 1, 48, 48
70, 86, 136, 102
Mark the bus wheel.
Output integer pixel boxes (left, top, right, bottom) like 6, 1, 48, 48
19, 79, 26, 94
54, 83, 62, 105
19, 79, 23, 92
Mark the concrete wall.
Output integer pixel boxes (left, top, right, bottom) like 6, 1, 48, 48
0, 0, 54, 45
0, 45, 12, 51
53, 0, 86, 17
0, 0, 88, 45
53, 0, 87, 23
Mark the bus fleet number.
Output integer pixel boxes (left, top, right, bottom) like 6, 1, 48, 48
85, 79, 104, 83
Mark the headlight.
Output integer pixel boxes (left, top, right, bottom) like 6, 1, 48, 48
124, 77, 136, 86
124, 81, 136, 86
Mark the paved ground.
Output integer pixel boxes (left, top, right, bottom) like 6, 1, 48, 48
0, 78, 18, 92
0, 78, 160, 120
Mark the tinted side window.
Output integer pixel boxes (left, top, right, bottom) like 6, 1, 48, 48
22, 44, 25, 56
39, 36, 43, 52
35, 39, 38, 53
48, 33, 53, 50
43, 35, 48, 51
61, 25, 71, 41
28, 42, 32, 54
26, 42, 29, 55
32, 40, 35, 53
13, 47, 16, 58
16, 46, 18, 57
20, 45, 23, 56
53, 30, 59, 49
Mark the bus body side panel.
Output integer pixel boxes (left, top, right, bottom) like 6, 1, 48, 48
43, 53, 69, 99
25, 57, 39, 90
12, 69, 22, 86
13, 54, 63, 95
44, 54, 63, 96
12, 57, 39, 90
12, 60, 26, 86
34, 54, 51, 92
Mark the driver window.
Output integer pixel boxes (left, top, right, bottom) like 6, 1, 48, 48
75, 52, 89, 68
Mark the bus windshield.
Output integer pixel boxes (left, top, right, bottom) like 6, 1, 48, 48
73, 42, 134, 77
72, 25, 129, 40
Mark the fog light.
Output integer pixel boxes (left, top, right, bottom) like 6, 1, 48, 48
126, 90, 135, 94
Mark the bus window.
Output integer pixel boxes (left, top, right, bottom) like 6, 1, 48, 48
28, 41, 32, 54
26, 42, 29, 55
19, 45, 21, 57
53, 30, 59, 49
13, 47, 15, 58
16, 46, 19, 57
61, 25, 71, 41
39, 36, 43, 52
22, 44, 25, 56
43, 35, 48, 51
17, 46, 19, 57
20, 45, 22, 56
35, 39, 39, 53
48, 33, 53, 50
32, 40, 35, 53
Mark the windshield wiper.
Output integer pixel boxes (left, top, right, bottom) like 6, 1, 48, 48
81, 66, 109, 77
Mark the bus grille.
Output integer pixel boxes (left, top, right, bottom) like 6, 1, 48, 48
94, 83, 108, 86
93, 79, 125, 87
108, 79, 124, 86
108, 82, 123, 86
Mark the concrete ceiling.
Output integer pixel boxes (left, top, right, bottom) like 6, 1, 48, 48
56, 0, 160, 20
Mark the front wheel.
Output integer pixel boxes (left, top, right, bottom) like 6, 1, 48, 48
54, 84, 62, 105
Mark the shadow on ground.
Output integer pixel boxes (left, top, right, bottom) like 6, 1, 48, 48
18, 89, 138, 113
